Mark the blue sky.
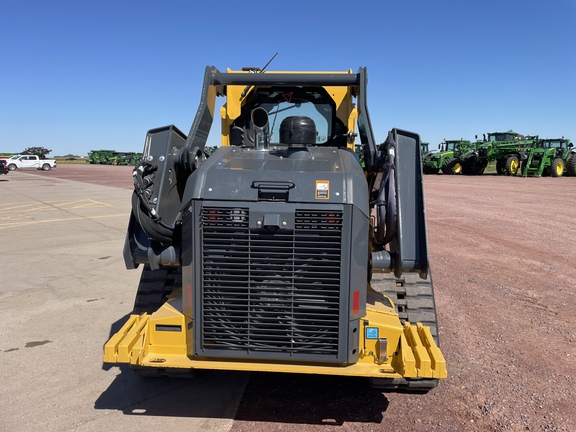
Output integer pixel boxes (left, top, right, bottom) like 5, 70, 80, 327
1, 0, 575, 156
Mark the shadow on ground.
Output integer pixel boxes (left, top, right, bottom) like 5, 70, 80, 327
97, 364, 389, 424
97, 313, 389, 425
95, 366, 249, 419
234, 372, 390, 425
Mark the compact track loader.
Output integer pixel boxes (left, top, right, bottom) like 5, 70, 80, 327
103, 65, 446, 393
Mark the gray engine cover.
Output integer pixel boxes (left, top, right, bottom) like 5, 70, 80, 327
180, 145, 370, 365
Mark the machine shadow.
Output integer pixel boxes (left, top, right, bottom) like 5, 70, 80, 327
96, 365, 389, 424
95, 366, 248, 419
234, 372, 390, 425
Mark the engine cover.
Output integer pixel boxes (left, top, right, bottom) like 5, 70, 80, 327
180, 146, 369, 365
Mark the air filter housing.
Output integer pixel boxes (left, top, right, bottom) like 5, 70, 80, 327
280, 116, 317, 144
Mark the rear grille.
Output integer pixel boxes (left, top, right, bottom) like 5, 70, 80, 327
200, 206, 343, 359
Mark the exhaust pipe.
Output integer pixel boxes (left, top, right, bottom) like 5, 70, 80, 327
251, 107, 270, 150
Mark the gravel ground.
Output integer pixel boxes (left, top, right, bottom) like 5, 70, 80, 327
230, 174, 576, 432
24, 165, 576, 431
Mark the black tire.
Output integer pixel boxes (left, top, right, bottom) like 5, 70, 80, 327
566, 154, 576, 176
496, 159, 506, 175
441, 158, 461, 175
461, 158, 473, 175
422, 165, 433, 174
423, 165, 439, 175
505, 155, 520, 176
8, 164, 16, 171
41, 163, 51, 171
441, 158, 451, 174
471, 157, 486, 175
463, 156, 485, 175
550, 158, 564, 177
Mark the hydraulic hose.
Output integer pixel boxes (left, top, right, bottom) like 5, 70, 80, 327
132, 162, 175, 245
376, 140, 397, 246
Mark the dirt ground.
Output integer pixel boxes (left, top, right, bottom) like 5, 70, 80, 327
25, 165, 576, 431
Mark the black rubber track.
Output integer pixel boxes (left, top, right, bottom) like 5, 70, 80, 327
130, 265, 186, 377
368, 271, 440, 393
132, 264, 182, 314
370, 272, 439, 343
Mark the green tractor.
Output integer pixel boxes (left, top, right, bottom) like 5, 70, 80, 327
88, 150, 143, 165
420, 142, 430, 167
108, 152, 139, 165
422, 139, 468, 174
88, 150, 115, 164
523, 138, 575, 177
422, 141, 451, 174
450, 139, 479, 174
120, 152, 143, 165
421, 142, 430, 156
462, 131, 538, 176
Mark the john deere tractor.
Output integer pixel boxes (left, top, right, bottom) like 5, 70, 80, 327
103, 65, 446, 393
462, 131, 538, 175
523, 138, 575, 177
420, 142, 430, 157
422, 140, 466, 174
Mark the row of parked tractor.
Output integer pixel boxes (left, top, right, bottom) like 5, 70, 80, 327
422, 131, 576, 177
88, 150, 143, 165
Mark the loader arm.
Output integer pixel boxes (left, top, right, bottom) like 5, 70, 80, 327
371, 129, 429, 278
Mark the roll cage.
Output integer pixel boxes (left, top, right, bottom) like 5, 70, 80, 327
186, 66, 379, 172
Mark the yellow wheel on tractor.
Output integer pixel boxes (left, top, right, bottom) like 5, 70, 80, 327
551, 158, 564, 177
441, 158, 461, 175
505, 155, 519, 176
510, 159, 519, 174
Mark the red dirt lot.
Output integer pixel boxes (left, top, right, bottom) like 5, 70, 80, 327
22, 163, 135, 189
26, 166, 576, 431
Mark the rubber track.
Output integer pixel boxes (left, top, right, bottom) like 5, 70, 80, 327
370, 271, 439, 342
132, 264, 182, 314
369, 271, 440, 393
131, 264, 186, 377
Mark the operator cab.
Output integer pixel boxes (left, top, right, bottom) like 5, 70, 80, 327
229, 87, 348, 149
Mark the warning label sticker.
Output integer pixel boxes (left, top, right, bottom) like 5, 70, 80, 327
315, 180, 330, 199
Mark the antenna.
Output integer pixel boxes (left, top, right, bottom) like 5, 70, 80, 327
260, 52, 278, 73
241, 53, 279, 97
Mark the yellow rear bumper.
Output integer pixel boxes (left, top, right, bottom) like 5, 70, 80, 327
103, 293, 446, 381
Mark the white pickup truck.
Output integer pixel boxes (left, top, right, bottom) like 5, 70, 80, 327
6, 155, 57, 171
